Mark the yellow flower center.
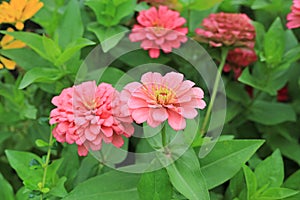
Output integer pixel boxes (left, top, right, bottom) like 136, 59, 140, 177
145, 84, 176, 105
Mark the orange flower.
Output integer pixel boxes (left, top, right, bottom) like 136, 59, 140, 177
0, 28, 26, 70
0, 0, 44, 30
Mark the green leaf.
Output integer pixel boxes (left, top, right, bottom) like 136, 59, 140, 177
85, 0, 135, 27
35, 139, 49, 147
264, 17, 285, 66
180, 0, 222, 10
88, 24, 127, 52
55, 38, 95, 66
42, 35, 61, 63
283, 170, 300, 200
55, 0, 83, 49
0, 31, 49, 62
265, 133, 300, 165
0, 48, 54, 71
137, 168, 172, 200
19, 68, 64, 89
0, 173, 14, 200
166, 148, 210, 200
259, 187, 299, 199
63, 171, 140, 200
242, 165, 257, 199
247, 101, 296, 125
200, 139, 264, 189
5, 150, 43, 190
254, 150, 284, 188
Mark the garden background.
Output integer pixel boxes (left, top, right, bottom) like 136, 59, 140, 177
0, 0, 300, 199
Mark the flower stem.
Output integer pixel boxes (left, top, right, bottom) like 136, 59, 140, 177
161, 124, 167, 147
40, 130, 53, 200
200, 48, 229, 136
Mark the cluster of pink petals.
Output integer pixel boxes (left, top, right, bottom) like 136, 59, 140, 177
129, 6, 188, 58
195, 12, 256, 48
224, 48, 257, 79
50, 81, 134, 156
121, 72, 206, 131
287, 0, 300, 29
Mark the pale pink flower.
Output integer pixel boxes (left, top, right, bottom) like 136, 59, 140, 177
129, 6, 188, 58
195, 12, 256, 48
121, 72, 206, 130
224, 48, 257, 79
287, 0, 300, 29
50, 81, 134, 156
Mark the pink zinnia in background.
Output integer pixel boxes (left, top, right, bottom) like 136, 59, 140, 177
129, 6, 188, 58
224, 48, 257, 79
50, 81, 134, 156
287, 0, 300, 29
121, 72, 206, 130
195, 12, 256, 48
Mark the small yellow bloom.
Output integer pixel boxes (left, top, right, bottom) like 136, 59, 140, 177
0, 0, 44, 30
0, 28, 26, 70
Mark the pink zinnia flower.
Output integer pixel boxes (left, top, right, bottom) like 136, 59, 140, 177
129, 6, 188, 58
121, 72, 206, 130
50, 81, 134, 156
195, 12, 256, 48
287, 0, 300, 29
224, 48, 257, 79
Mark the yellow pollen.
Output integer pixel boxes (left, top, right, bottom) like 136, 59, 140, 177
154, 86, 174, 105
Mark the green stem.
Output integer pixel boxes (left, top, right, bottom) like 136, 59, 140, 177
161, 124, 167, 147
40, 131, 53, 200
200, 48, 229, 136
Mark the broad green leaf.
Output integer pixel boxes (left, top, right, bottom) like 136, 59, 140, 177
247, 101, 296, 125
88, 24, 127, 52
19, 68, 64, 89
42, 35, 61, 63
242, 165, 257, 200
200, 139, 264, 189
63, 171, 140, 200
224, 170, 246, 200
0, 173, 14, 200
283, 170, 300, 190
265, 133, 300, 165
264, 17, 285, 66
85, 0, 135, 27
283, 170, 300, 199
5, 150, 43, 190
55, 38, 95, 66
283, 170, 300, 200
259, 187, 299, 199
0, 48, 54, 71
0, 31, 49, 61
254, 150, 284, 188
137, 168, 172, 200
55, 0, 83, 49
0, 131, 11, 144
180, 0, 222, 10
166, 148, 209, 200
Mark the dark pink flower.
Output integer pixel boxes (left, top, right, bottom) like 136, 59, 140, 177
50, 81, 134, 156
287, 0, 300, 29
195, 12, 256, 48
121, 72, 206, 130
277, 86, 289, 102
224, 48, 257, 79
129, 6, 188, 58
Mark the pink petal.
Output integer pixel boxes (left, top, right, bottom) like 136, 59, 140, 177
149, 48, 160, 58
151, 108, 168, 122
132, 108, 149, 123
167, 109, 186, 130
